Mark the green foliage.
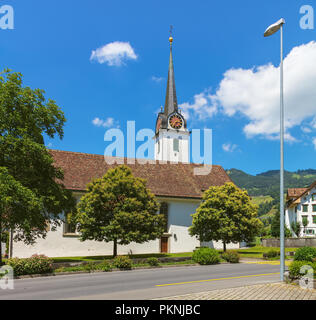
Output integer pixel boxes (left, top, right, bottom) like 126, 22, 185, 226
0, 69, 75, 264
7, 254, 53, 276
291, 221, 301, 237
226, 168, 316, 198
288, 260, 316, 279
192, 248, 220, 265
221, 251, 240, 263
258, 200, 275, 217
146, 257, 160, 267
73, 165, 165, 256
189, 183, 263, 251
263, 249, 280, 259
271, 210, 292, 238
294, 247, 316, 262
97, 261, 113, 272
113, 256, 133, 270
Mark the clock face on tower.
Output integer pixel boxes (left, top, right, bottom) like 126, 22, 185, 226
169, 114, 183, 129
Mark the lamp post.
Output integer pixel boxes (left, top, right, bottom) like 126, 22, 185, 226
264, 18, 285, 281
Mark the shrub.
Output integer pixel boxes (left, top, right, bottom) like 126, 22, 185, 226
222, 251, 240, 263
83, 262, 97, 272
192, 248, 220, 265
113, 256, 133, 270
263, 249, 280, 259
294, 247, 316, 262
288, 260, 316, 279
147, 257, 160, 267
95, 261, 113, 272
7, 254, 53, 276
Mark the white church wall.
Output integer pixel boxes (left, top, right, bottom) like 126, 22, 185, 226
13, 197, 240, 258
12, 225, 160, 258
166, 199, 239, 252
167, 200, 200, 253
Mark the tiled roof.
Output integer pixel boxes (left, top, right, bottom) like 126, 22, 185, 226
50, 149, 232, 199
287, 188, 308, 199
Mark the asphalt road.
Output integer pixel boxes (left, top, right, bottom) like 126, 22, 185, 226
0, 263, 283, 300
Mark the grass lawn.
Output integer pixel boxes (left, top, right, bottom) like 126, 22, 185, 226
228, 246, 297, 259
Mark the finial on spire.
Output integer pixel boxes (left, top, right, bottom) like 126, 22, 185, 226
169, 25, 173, 45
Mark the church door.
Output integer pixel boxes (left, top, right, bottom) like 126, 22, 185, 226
161, 237, 169, 253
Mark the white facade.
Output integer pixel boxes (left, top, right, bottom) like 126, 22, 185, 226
286, 187, 316, 237
12, 196, 239, 258
155, 129, 190, 163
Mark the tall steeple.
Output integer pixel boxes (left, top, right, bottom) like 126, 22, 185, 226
154, 29, 190, 164
164, 35, 178, 116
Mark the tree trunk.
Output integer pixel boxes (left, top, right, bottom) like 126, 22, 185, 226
223, 241, 226, 252
9, 229, 13, 258
113, 239, 117, 257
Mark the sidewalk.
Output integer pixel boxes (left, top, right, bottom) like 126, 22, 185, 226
157, 283, 316, 300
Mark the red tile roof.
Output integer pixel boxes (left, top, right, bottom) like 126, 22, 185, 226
287, 188, 308, 199
50, 149, 232, 199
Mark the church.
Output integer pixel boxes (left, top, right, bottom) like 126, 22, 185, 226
13, 36, 239, 258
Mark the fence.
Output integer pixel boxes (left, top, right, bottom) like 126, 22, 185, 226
262, 238, 316, 248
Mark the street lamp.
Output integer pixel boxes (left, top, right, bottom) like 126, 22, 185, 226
264, 18, 285, 282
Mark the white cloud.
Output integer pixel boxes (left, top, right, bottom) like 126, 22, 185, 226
92, 117, 119, 128
151, 76, 164, 83
182, 41, 316, 142
179, 92, 217, 121
302, 126, 312, 133
222, 143, 238, 152
313, 138, 316, 150
90, 41, 137, 66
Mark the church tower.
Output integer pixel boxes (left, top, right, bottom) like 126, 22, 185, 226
154, 34, 190, 163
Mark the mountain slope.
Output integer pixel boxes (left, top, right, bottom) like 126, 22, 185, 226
226, 168, 316, 197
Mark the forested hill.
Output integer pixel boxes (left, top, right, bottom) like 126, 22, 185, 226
226, 168, 316, 198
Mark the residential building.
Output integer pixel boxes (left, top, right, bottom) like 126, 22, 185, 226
286, 182, 316, 237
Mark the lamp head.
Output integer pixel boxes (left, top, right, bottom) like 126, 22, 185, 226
264, 18, 285, 37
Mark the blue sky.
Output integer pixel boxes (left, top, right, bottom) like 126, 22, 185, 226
1, 0, 316, 175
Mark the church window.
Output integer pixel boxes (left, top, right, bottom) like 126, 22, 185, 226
63, 213, 77, 235
173, 139, 179, 152
160, 202, 169, 232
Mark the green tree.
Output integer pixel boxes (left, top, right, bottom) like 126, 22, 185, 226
290, 221, 301, 238
189, 182, 263, 252
271, 209, 292, 238
0, 69, 75, 263
302, 216, 308, 236
73, 165, 165, 257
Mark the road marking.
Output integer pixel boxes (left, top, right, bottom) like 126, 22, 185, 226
156, 272, 280, 287
243, 261, 291, 266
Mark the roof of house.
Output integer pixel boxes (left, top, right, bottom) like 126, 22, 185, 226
50, 149, 232, 199
287, 182, 316, 206
287, 188, 308, 199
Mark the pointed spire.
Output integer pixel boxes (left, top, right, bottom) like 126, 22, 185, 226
164, 32, 178, 116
